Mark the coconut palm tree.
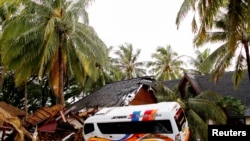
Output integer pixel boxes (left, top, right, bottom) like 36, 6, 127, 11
97, 46, 124, 82
176, 0, 250, 86
178, 91, 226, 141
193, 12, 249, 86
0, 0, 108, 106
112, 43, 146, 80
147, 45, 186, 81
176, 0, 225, 36
0, 0, 32, 119
156, 82, 226, 141
0, 0, 25, 89
187, 48, 212, 75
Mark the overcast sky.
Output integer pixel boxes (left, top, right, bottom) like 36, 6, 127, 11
87, 0, 197, 62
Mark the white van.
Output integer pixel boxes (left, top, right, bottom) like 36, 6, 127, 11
83, 102, 190, 141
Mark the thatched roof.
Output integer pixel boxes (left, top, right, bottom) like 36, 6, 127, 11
0, 101, 26, 117
67, 76, 157, 113
163, 71, 250, 116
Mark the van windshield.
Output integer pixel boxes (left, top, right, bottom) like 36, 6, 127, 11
97, 120, 173, 134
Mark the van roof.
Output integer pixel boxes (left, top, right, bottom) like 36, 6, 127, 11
85, 102, 181, 122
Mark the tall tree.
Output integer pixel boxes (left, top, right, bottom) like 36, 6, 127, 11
99, 46, 124, 82
187, 48, 212, 75
0, 0, 25, 90
196, 13, 250, 87
176, 0, 250, 86
178, 91, 226, 141
147, 45, 186, 80
1, 0, 108, 106
112, 43, 146, 79
157, 83, 226, 141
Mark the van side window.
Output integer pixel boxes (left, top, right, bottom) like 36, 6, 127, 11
84, 123, 94, 134
97, 120, 173, 134
174, 108, 186, 131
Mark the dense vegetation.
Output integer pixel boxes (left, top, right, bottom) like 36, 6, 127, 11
0, 0, 248, 141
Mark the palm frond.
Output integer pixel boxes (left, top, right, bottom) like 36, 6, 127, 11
195, 90, 222, 101
233, 58, 246, 88
186, 109, 208, 141
188, 98, 226, 124
176, 0, 196, 29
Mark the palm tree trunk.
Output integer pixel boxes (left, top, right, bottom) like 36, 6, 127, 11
24, 81, 28, 121
243, 42, 250, 82
41, 80, 47, 107
0, 67, 5, 92
58, 33, 65, 106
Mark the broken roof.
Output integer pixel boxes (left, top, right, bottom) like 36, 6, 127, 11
67, 76, 157, 112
